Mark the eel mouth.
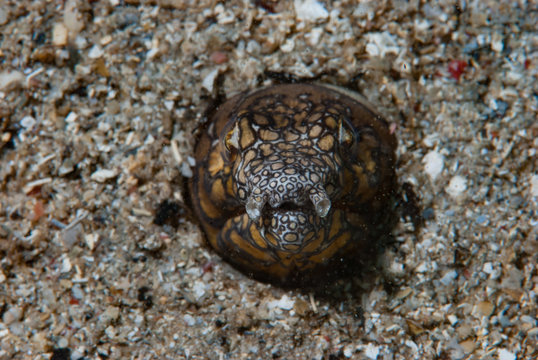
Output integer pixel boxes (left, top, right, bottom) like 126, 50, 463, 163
245, 184, 331, 222
271, 201, 305, 213
248, 197, 331, 250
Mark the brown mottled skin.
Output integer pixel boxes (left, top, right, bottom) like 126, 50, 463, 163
189, 83, 396, 285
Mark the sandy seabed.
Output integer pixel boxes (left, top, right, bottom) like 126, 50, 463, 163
0, 1, 536, 359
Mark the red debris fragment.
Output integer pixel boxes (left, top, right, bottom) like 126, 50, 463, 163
127, 184, 138, 195
524, 59, 531, 69
210, 51, 228, 65
26, 185, 43, 197
202, 261, 214, 274
33, 200, 45, 221
159, 232, 170, 241
69, 297, 80, 305
254, 0, 280, 13
447, 60, 467, 80
489, 130, 499, 139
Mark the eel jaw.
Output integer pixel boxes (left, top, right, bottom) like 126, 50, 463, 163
245, 185, 331, 222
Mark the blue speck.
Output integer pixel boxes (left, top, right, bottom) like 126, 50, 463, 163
476, 215, 488, 225
422, 208, 435, 220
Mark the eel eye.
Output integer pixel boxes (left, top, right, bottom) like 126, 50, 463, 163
338, 118, 354, 146
224, 122, 240, 154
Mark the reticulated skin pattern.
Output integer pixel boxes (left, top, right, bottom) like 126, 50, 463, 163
189, 83, 396, 285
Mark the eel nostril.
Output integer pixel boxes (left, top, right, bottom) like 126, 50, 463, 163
309, 185, 331, 217
268, 195, 281, 208
246, 191, 266, 221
